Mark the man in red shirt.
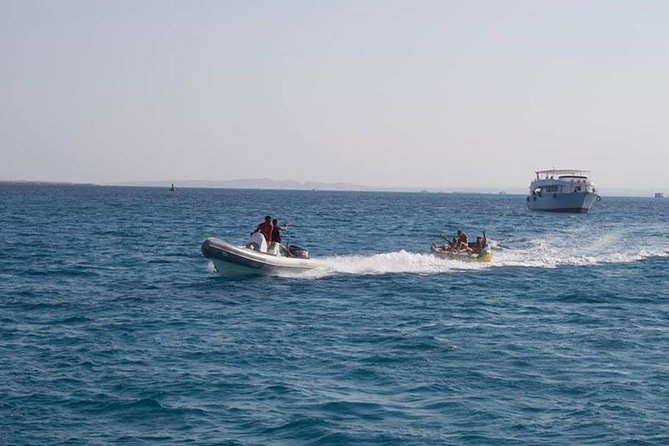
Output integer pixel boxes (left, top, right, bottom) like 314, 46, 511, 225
251, 216, 274, 243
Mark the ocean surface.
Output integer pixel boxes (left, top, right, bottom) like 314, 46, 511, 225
1, 184, 668, 445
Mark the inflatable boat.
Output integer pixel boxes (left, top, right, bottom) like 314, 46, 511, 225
201, 233, 319, 277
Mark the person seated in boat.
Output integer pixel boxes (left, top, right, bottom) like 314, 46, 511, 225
455, 229, 469, 251
271, 218, 287, 243
471, 236, 484, 253
251, 215, 273, 243
474, 231, 488, 251
435, 232, 456, 251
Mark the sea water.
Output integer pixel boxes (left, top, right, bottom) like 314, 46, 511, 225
1, 184, 668, 445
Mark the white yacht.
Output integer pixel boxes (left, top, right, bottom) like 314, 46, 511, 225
526, 169, 600, 213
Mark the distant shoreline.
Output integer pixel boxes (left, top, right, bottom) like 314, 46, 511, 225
0, 180, 662, 197
0, 180, 95, 186
0, 180, 522, 195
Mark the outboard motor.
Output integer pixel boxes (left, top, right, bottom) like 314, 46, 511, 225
288, 245, 309, 259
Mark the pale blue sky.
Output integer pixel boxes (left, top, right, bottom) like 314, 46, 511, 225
2, 0, 668, 190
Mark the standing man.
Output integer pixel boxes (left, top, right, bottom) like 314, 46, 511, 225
271, 218, 287, 243
251, 216, 274, 243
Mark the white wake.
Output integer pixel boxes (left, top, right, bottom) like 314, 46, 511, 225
287, 225, 669, 278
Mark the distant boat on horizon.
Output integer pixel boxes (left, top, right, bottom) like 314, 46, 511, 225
654, 192, 664, 198
170, 183, 176, 192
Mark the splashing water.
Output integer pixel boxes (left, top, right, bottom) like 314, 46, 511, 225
306, 250, 488, 277
279, 225, 669, 278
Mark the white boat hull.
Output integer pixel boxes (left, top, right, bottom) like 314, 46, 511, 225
201, 237, 318, 277
526, 191, 599, 213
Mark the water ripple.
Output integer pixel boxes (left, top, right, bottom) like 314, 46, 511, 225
1, 186, 669, 445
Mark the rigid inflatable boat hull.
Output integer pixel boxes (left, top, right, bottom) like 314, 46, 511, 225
202, 237, 318, 277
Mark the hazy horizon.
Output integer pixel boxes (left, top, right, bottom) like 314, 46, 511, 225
1, 177, 663, 198
3, 1, 669, 191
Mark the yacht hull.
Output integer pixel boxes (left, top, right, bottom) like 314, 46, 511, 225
526, 191, 598, 213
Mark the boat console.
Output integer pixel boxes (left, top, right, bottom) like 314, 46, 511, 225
246, 232, 268, 252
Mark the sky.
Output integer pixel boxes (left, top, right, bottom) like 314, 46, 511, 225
2, 0, 669, 191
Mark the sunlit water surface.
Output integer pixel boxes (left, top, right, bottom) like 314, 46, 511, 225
1, 185, 668, 445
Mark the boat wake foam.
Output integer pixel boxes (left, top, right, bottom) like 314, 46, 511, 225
208, 224, 669, 279
306, 250, 488, 277
490, 226, 669, 269
279, 230, 669, 278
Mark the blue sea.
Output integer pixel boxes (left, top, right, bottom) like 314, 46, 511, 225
1, 184, 668, 445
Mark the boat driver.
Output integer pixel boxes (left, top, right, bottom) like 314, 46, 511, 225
251, 216, 274, 243
271, 218, 287, 243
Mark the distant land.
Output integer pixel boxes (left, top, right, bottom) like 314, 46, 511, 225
110, 178, 525, 194
107, 179, 666, 197
1, 179, 664, 197
0, 180, 94, 186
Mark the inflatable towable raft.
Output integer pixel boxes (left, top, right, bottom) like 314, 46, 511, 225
430, 243, 493, 262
